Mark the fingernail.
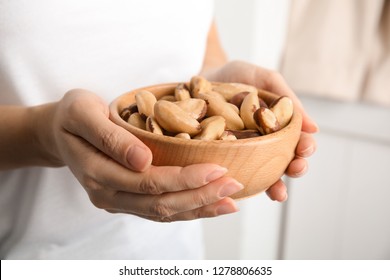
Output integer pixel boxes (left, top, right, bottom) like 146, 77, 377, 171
205, 167, 228, 183
301, 145, 314, 157
294, 165, 308, 177
313, 123, 320, 133
219, 181, 244, 198
216, 203, 238, 215
127, 145, 151, 171
307, 117, 320, 133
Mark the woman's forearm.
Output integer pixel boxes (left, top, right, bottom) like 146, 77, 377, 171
200, 21, 228, 75
0, 103, 63, 170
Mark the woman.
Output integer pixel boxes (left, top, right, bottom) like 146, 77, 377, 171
0, 0, 317, 259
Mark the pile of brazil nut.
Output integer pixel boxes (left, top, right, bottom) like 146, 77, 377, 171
119, 76, 294, 140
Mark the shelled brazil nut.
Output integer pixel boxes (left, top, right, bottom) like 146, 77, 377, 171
120, 76, 294, 140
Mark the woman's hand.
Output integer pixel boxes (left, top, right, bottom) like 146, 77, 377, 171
44, 89, 243, 222
202, 60, 319, 202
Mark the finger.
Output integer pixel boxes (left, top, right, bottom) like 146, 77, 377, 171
133, 197, 239, 222
300, 111, 319, 134
60, 134, 237, 215
62, 90, 152, 171
61, 126, 231, 195
284, 98, 319, 134
282, 96, 319, 134
98, 163, 229, 194
107, 177, 243, 217
266, 179, 288, 202
58, 127, 127, 191
295, 132, 317, 158
285, 157, 308, 178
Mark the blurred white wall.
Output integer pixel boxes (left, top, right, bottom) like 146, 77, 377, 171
214, 0, 290, 69
203, 0, 390, 260
282, 97, 390, 260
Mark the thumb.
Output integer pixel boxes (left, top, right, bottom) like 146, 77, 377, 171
111, 124, 153, 172
300, 109, 319, 134
87, 113, 153, 171
90, 114, 152, 172
63, 90, 153, 171
290, 98, 319, 134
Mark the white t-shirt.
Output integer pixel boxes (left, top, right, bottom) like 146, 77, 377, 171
0, 0, 214, 259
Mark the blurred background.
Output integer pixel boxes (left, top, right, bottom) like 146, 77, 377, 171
202, 0, 390, 259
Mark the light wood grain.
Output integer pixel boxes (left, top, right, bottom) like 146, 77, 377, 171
110, 83, 302, 199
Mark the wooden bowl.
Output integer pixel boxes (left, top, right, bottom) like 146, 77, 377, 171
109, 83, 302, 199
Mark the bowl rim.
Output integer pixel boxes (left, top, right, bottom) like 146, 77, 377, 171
109, 82, 302, 147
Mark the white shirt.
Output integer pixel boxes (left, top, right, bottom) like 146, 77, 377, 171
0, 0, 214, 259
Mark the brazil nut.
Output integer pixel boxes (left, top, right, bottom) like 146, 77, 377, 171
154, 100, 201, 136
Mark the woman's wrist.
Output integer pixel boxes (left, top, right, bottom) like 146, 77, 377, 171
30, 102, 64, 167
0, 103, 64, 170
